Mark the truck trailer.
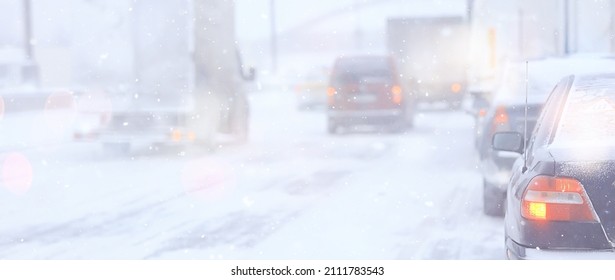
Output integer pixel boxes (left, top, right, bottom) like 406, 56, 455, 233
387, 16, 469, 109
72, 0, 254, 153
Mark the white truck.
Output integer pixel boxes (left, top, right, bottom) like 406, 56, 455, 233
72, 0, 254, 153
387, 16, 470, 109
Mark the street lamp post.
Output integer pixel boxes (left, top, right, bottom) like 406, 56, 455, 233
23, 0, 33, 60
22, 0, 39, 86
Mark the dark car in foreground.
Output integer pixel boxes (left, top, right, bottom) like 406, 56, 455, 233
478, 56, 615, 216
326, 55, 414, 134
493, 73, 615, 259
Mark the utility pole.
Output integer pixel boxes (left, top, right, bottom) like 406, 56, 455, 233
23, 0, 33, 60
270, 0, 277, 74
22, 0, 39, 86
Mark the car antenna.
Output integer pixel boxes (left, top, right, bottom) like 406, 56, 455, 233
522, 60, 529, 173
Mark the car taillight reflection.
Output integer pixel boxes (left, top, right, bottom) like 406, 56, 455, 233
521, 176, 599, 222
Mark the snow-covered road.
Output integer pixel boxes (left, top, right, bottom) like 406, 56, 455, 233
0, 90, 504, 259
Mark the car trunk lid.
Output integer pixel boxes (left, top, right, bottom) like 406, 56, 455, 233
552, 147, 615, 244
333, 76, 397, 110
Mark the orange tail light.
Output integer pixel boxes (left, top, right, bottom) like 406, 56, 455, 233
521, 176, 598, 222
171, 130, 182, 142
493, 106, 509, 125
327, 87, 336, 104
391, 85, 402, 104
451, 83, 462, 93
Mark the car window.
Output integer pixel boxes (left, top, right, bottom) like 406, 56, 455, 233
553, 80, 615, 146
332, 57, 393, 82
526, 78, 570, 157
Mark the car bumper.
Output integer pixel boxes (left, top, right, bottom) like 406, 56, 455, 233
506, 238, 615, 260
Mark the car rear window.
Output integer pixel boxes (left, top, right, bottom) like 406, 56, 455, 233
332, 57, 393, 83
554, 81, 615, 146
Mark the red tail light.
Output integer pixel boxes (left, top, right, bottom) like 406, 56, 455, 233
391, 85, 402, 104
521, 176, 599, 222
494, 106, 509, 125
490, 106, 510, 133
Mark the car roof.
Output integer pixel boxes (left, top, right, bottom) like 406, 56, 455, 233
573, 73, 615, 90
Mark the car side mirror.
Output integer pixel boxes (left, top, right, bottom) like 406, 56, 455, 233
492, 132, 524, 154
